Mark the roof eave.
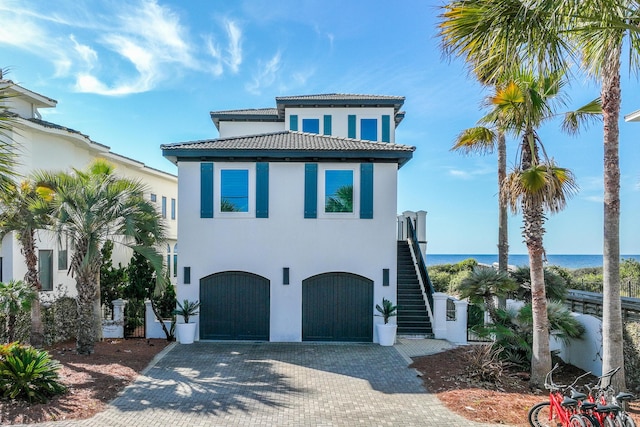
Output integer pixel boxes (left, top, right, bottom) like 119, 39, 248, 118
162, 148, 413, 168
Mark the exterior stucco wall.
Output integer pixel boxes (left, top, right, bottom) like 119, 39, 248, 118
176, 160, 398, 342
285, 107, 397, 143
218, 121, 283, 138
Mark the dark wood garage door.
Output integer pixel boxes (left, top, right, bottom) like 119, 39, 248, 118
302, 272, 373, 342
200, 271, 270, 340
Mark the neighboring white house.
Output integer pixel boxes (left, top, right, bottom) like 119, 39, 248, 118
162, 94, 415, 343
0, 79, 178, 297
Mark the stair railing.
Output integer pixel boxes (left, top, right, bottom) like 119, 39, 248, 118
405, 218, 435, 316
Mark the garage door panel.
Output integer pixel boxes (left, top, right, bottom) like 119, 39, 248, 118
200, 271, 270, 341
302, 272, 373, 342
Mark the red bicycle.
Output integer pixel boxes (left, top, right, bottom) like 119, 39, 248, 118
528, 364, 592, 427
582, 367, 636, 427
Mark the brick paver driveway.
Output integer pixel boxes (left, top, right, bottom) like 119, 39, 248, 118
35, 342, 507, 427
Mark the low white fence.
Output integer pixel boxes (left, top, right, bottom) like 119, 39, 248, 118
432, 292, 468, 345
144, 300, 173, 339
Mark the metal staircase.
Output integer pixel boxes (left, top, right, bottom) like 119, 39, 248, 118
396, 240, 433, 336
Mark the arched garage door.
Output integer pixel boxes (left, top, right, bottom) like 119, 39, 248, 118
200, 271, 270, 340
302, 272, 373, 342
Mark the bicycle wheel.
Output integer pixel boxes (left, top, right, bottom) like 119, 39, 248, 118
569, 414, 588, 427
603, 416, 622, 427
582, 414, 601, 427
617, 414, 636, 427
528, 402, 554, 427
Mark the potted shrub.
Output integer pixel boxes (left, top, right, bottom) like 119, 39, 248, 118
375, 298, 398, 346
172, 299, 200, 344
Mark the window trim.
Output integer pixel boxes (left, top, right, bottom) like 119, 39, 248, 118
171, 198, 176, 220
318, 165, 359, 219
215, 163, 255, 217
161, 196, 167, 219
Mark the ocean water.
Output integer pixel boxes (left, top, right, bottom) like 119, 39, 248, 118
425, 254, 640, 270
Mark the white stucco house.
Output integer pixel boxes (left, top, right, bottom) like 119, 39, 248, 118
162, 94, 429, 343
0, 79, 178, 297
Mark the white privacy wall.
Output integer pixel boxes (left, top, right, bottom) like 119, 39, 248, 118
176, 160, 399, 342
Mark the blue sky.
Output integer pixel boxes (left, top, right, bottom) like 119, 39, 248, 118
1, 0, 639, 255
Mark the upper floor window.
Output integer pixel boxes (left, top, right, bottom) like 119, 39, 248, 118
161, 196, 167, 218
171, 198, 176, 220
361, 119, 377, 141
150, 193, 157, 203
302, 118, 320, 134
221, 169, 249, 212
325, 170, 353, 213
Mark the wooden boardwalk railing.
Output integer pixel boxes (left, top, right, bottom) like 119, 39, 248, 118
565, 289, 640, 322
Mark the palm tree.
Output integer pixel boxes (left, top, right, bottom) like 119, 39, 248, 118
438, 0, 636, 391
0, 180, 52, 347
493, 71, 597, 385
34, 159, 167, 355
0, 70, 17, 189
457, 267, 518, 323
325, 185, 353, 213
567, 0, 640, 390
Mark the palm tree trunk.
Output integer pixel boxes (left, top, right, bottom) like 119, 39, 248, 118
497, 130, 509, 310
601, 43, 625, 391
76, 271, 98, 355
20, 231, 44, 347
523, 202, 551, 387
498, 130, 509, 274
93, 274, 103, 341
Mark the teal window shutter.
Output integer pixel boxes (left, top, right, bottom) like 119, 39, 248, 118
201, 162, 214, 218
256, 162, 269, 218
348, 115, 356, 138
290, 115, 298, 131
382, 115, 390, 142
304, 163, 318, 218
323, 115, 332, 135
360, 163, 373, 219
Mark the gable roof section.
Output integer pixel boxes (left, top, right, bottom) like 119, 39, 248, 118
161, 130, 415, 167
625, 109, 640, 122
1, 80, 57, 109
210, 108, 279, 129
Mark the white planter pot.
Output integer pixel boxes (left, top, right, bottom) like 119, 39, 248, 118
176, 322, 197, 344
376, 323, 397, 346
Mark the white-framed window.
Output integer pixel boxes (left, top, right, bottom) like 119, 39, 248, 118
318, 165, 359, 219
39, 250, 53, 291
215, 163, 255, 217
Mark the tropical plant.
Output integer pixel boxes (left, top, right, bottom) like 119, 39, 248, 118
0, 280, 35, 343
33, 159, 167, 354
375, 298, 398, 324
0, 69, 18, 192
325, 185, 353, 213
0, 342, 67, 402
510, 266, 568, 302
99, 240, 128, 309
457, 267, 518, 323
473, 301, 585, 369
173, 299, 200, 324
0, 179, 53, 347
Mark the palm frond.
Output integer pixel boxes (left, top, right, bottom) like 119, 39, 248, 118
451, 126, 497, 155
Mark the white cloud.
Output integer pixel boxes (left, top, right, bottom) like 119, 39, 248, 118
0, 1, 245, 96
204, 19, 243, 76
448, 169, 472, 179
583, 195, 604, 203
245, 52, 281, 95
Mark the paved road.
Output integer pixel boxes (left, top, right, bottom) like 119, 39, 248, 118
31, 341, 509, 426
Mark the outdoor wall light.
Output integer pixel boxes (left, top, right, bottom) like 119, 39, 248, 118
184, 267, 191, 284
283, 267, 290, 285
383, 268, 389, 287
